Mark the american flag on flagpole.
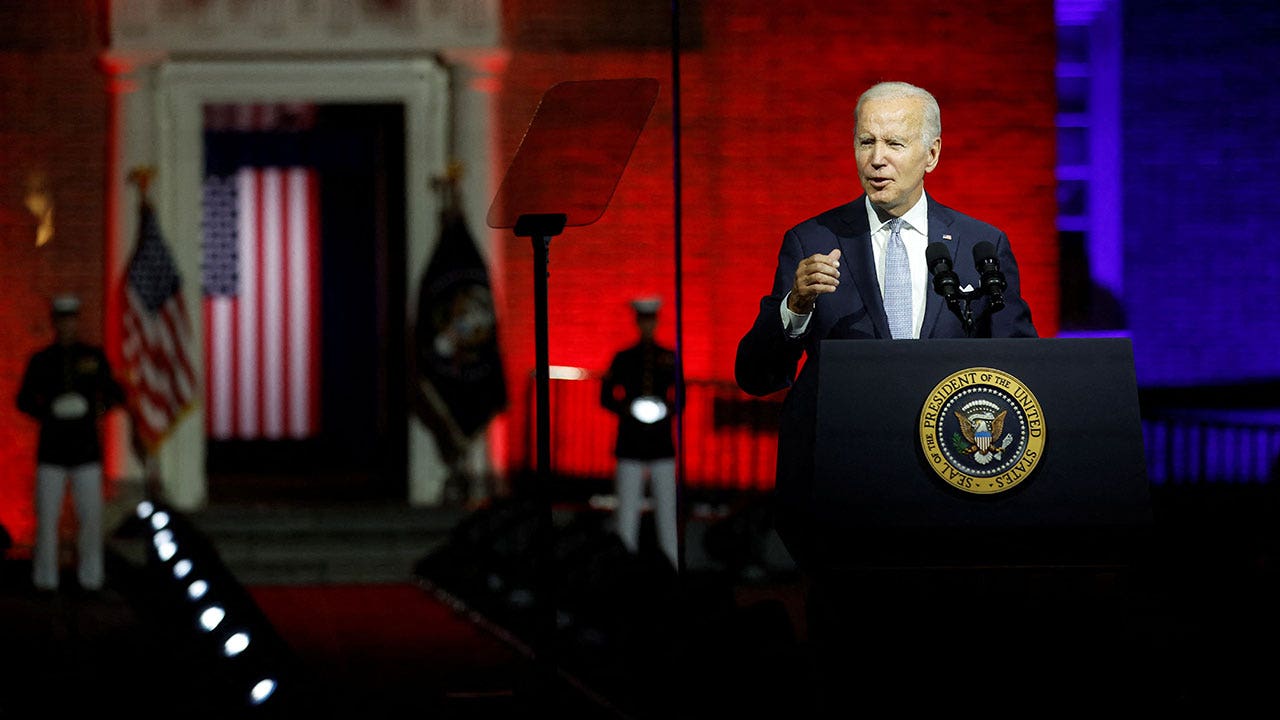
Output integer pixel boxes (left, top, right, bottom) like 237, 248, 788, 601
120, 200, 198, 452
202, 164, 321, 440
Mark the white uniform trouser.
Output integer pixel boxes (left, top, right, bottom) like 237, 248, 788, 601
614, 457, 679, 569
33, 462, 104, 591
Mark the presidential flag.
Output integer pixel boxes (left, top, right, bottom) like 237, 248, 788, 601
413, 199, 507, 462
121, 200, 198, 452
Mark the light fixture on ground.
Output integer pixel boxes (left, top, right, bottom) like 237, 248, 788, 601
249, 678, 278, 705
223, 631, 251, 657
156, 540, 177, 561
187, 579, 209, 601
150, 510, 170, 530
152, 528, 178, 561
199, 605, 226, 632
139, 498, 289, 713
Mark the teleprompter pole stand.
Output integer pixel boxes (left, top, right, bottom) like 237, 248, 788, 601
487, 78, 658, 709
514, 212, 567, 494
513, 211, 567, 708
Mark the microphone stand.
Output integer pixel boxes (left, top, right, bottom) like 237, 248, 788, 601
931, 242, 1006, 337
942, 283, 1005, 338
949, 292, 977, 337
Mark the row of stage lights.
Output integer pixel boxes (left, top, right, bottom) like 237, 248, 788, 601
136, 499, 282, 710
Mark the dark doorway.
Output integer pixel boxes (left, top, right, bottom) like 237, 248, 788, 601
201, 102, 408, 502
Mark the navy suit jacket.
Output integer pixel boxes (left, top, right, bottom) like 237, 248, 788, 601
734, 194, 1038, 567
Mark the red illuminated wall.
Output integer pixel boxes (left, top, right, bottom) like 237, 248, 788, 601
0, 2, 1059, 534
494, 1, 1059, 481
0, 2, 110, 547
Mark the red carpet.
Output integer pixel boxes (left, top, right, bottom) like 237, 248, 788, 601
247, 583, 526, 714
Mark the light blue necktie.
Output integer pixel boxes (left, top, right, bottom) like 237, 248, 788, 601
884, 217, 913, 339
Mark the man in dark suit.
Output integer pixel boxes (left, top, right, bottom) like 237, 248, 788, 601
736, 80, 1038, 563
734, 81, 1039, 711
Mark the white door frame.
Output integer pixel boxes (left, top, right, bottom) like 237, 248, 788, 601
115, 58, 451, 509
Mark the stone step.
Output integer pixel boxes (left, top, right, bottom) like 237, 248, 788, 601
112, 497, 797, 586
190, 502, 468, 535
183, 502, 468, 585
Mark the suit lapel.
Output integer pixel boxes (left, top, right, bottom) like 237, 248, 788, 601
836, 198, 890, 338
922, 200, 958, 338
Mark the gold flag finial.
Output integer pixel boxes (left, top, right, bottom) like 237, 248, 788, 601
432, 160, 464, 191
127, 166, 156, 199
24, 172, 54, 247
432, 161, 465, 212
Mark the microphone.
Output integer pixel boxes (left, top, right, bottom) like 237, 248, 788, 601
925, 242, 961, 302
972, 241, 1006, 310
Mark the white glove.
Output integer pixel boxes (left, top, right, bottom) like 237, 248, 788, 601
51, 392, 90, 420
629, 396, 669, 424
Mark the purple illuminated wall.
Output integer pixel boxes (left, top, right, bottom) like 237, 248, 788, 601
1122, 0, 1280, 387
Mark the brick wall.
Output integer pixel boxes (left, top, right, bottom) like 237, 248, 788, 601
0, 1, 108, 546
495, 0, 1059, 473
0, 1, 1064, 517
1123, 0, 1280, 386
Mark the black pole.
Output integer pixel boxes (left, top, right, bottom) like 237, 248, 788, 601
514, 212, 566, 492
532, 234, 552, 492
513, 212, 565, 707
531, 231, 554, 705
671, 0, 686, 575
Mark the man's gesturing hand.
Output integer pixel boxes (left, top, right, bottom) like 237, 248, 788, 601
787, 249, 841, 315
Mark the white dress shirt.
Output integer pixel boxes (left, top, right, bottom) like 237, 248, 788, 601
867, 193, 929, 339
782, 192, 930, 338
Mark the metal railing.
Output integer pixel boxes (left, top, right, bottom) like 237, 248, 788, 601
1142, 417, 1280, 485
522, 373, 781, 491
523, 373, 1280, 489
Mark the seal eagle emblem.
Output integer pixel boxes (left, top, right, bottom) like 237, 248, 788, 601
919, 367, 1046, 495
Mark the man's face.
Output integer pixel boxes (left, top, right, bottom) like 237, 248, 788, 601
855, 95, 941, 216
54, 313, 78, 345
637, 314, 657, 340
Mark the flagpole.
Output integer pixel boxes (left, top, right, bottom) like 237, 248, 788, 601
423, 163, 493, 500
125, 166, 164, 502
